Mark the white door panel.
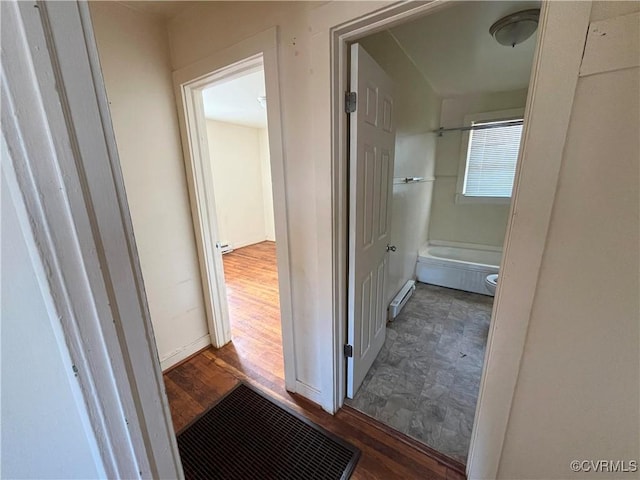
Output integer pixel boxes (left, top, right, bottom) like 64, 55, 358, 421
347, 44, 396, 398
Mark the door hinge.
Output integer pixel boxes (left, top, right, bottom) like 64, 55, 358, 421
344, 344, 353, 357
345, 91, 356, 114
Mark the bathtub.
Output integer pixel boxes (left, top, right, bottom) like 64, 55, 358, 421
416, 242, 502, 296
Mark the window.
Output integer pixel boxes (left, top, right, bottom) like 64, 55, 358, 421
456, 108, 525, 204
464, 120, 523, 197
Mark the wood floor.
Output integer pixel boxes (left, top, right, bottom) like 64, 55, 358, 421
163, 241, 464, 480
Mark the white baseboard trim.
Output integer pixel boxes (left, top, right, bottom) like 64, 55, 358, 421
160, 334, 211, 371
233, 237, 274, 250
295, 380, 323, 406
428, 239, 503, 253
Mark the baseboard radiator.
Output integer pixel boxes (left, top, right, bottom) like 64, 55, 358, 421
388, 280, 416, 321
218, 242, 234, 254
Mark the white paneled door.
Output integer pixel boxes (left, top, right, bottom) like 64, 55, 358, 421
347, 44, 396, 398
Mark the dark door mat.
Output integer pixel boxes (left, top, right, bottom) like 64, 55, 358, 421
177, 382, 361, 479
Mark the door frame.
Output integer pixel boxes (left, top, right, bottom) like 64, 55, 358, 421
14, 0, 592, 478
4, 1, 182, 477
329, 1, 591, 477
173, 27, 296, 391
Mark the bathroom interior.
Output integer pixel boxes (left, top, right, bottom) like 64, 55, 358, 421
344, 0, 539, 464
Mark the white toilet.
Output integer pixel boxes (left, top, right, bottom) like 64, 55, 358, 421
485, 274, 498, 295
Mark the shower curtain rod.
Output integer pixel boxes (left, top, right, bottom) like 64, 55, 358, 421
434, 118, 523, 136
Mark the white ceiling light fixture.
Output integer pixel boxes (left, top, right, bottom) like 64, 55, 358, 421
257, 95, 267, 109
489, 9, 540, 48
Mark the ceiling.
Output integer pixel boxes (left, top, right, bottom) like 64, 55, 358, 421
202, 69, 268, 129
118, 1, 198, 19
388, 1, 541, 97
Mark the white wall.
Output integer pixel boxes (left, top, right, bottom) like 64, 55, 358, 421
89, 2, 209, 370
429, 88, 529, 247
206, 120, 275, 248
164, 6, 640, 454
167, 1, 444, 403
496, 5, 640, 478
359, 31, 441, 303
1, 147, 105, 479
260, 127, 276, 241
168, 1, 338, 395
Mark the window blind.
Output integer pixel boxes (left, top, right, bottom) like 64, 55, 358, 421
463, 120, 523, 197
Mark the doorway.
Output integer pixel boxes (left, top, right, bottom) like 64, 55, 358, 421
25, 1, 595, 477
171, 29, 297, 393
342, 0, 539, 466
199, 66, 284, 381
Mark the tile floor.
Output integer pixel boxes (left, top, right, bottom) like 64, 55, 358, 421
345, 282, 493, 463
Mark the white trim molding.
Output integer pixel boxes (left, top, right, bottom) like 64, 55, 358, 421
3, 1, 594, 478
321, 0, 454, 417
160, 334, 211, 371
324, 0, 592, 478
2, 125, 108, 478
1, 1, 182, 477
468, 2, 592, 477
295, 381, 323, 406
172, 27, 297, 393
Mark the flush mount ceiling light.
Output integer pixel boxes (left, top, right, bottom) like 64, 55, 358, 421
489, 9, 540, 47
